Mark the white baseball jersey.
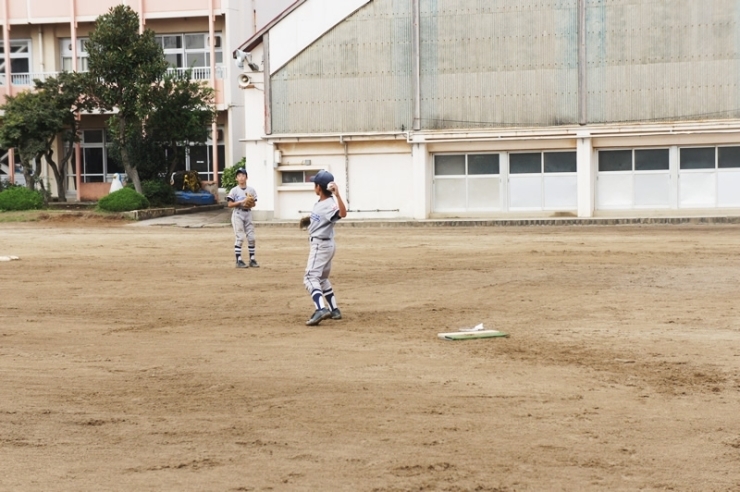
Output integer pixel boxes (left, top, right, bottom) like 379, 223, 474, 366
307, 197, 341, 239
227, 185, 257, 211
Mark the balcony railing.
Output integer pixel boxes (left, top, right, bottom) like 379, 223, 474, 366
166, 66, 225, 80
0, 72, 61, 86
1, 66, 225, 86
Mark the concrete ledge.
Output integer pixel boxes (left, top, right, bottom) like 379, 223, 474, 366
254, 216, 740, 228
122, 208, 175, 221
174, 204, 224, 215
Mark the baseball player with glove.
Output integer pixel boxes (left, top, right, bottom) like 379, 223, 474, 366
302, 170, 347, 326
226, 167, 259, 268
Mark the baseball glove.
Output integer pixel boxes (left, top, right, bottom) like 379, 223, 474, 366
244, 194, 256, 209
299, 216, 311, 229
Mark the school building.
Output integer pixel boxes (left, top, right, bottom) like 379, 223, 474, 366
0, 0, 270, 200
236, 0, 740, 221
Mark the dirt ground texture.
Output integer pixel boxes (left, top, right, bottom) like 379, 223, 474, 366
1, 219, 739, 492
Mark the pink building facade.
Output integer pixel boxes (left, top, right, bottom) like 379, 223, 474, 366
0, 0, 255, 200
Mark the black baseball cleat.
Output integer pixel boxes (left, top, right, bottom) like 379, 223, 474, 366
330, 308, 342, 320
249, 259, 260, 268
306, 308, 331, 326
236, 260, 248, 268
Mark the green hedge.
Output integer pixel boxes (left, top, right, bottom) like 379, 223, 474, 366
97, 188, 150, 212
127, 179, 175, 207
0, 186, 45, 211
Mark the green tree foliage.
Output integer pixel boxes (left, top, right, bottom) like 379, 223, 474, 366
221, 158, 246, 191
0, 73, 90, 200
97, 187, 150, 212
0, 186, 45, 211
86, 5, 215, 193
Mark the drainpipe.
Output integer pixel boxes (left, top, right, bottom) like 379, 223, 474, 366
3, 0, 14, 184
139, 0, 144, 33
411, 0, 420, 131
577, 0, 587, 125
71, 0, 81, 201
209, 0, 219, 184
263, 32, 272, 135
340, 135, 349, 205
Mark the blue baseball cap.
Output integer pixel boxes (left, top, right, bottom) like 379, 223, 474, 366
310, 170, 334, 187
236, 168, 247, 175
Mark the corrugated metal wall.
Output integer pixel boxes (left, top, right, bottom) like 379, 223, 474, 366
271, 0, 413, 134
587, 0, 740, 124
420, 0, 579, 129
271, 0, 740, 133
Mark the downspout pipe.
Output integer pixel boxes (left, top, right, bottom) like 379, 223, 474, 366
411, 0, 421, 131
209, 0, 219, 184
578, 0, 587, 125
340, 135, 349, 205
70, 0, 81, 201
3, 0, 14, 184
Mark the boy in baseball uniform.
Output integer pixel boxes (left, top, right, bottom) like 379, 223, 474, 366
304, 170, 347, 326
226, 167, 259, 268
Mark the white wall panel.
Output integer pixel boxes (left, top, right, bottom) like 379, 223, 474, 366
679, 172, 716, 208
509, 176, 542, 210
347, 153, 413, 218
596, 173, 632, 209
468, 177, 501, 211
544, 175, 577, 210
718, 170, 740, 207
634, 173, 670, 208
433, 178, 466, 212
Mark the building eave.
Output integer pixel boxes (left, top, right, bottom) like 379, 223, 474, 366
233, 0, 308, 58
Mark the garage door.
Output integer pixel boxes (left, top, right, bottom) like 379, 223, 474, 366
597, 148, 671, 210
508, 151, 577, 211
433, 154, 501, 213
679, 146, 740, 208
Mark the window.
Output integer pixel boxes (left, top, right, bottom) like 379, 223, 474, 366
60, 38, 89, 72
77, 130, 123, 183
544, 152, 577, 173
281, 170, 319, 184
0, 40, 32, 84
718, 147, 740, 168
598, 150, 631, 172
509, 153, 541, 174
433, 153, 501, 212
635, 149, 669, 171
155, 33, 223, 79
509, 152, 577, 174
598, 149, 670, 171
680, 148, 715, 170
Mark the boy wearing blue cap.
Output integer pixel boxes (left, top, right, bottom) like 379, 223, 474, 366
304, 170, 347, 326
226, 168, 259, 268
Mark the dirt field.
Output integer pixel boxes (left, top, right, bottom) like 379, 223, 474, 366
1, 218, 739, 491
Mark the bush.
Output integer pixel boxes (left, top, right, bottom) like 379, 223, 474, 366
0, 186, 45, 211
221, 158, 245, 191
0, 180, 23, 193
97, 187, 150, 212
127, 179, 175, 207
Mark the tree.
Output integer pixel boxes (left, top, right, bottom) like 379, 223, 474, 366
34, 73, 92, 201
85, 5, 168, 194
147, 73, 216, 177
0, 72, 90, 199
0, 74, 89, 198
85, 5, 216, 193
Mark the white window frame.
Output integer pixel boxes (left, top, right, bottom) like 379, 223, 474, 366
0, 39, 33, 85
508, 151, 577, 211
596, 147, 672, 210
432, 153, 502, 213
60, 38, 89, 72
156, 32, 223, 80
